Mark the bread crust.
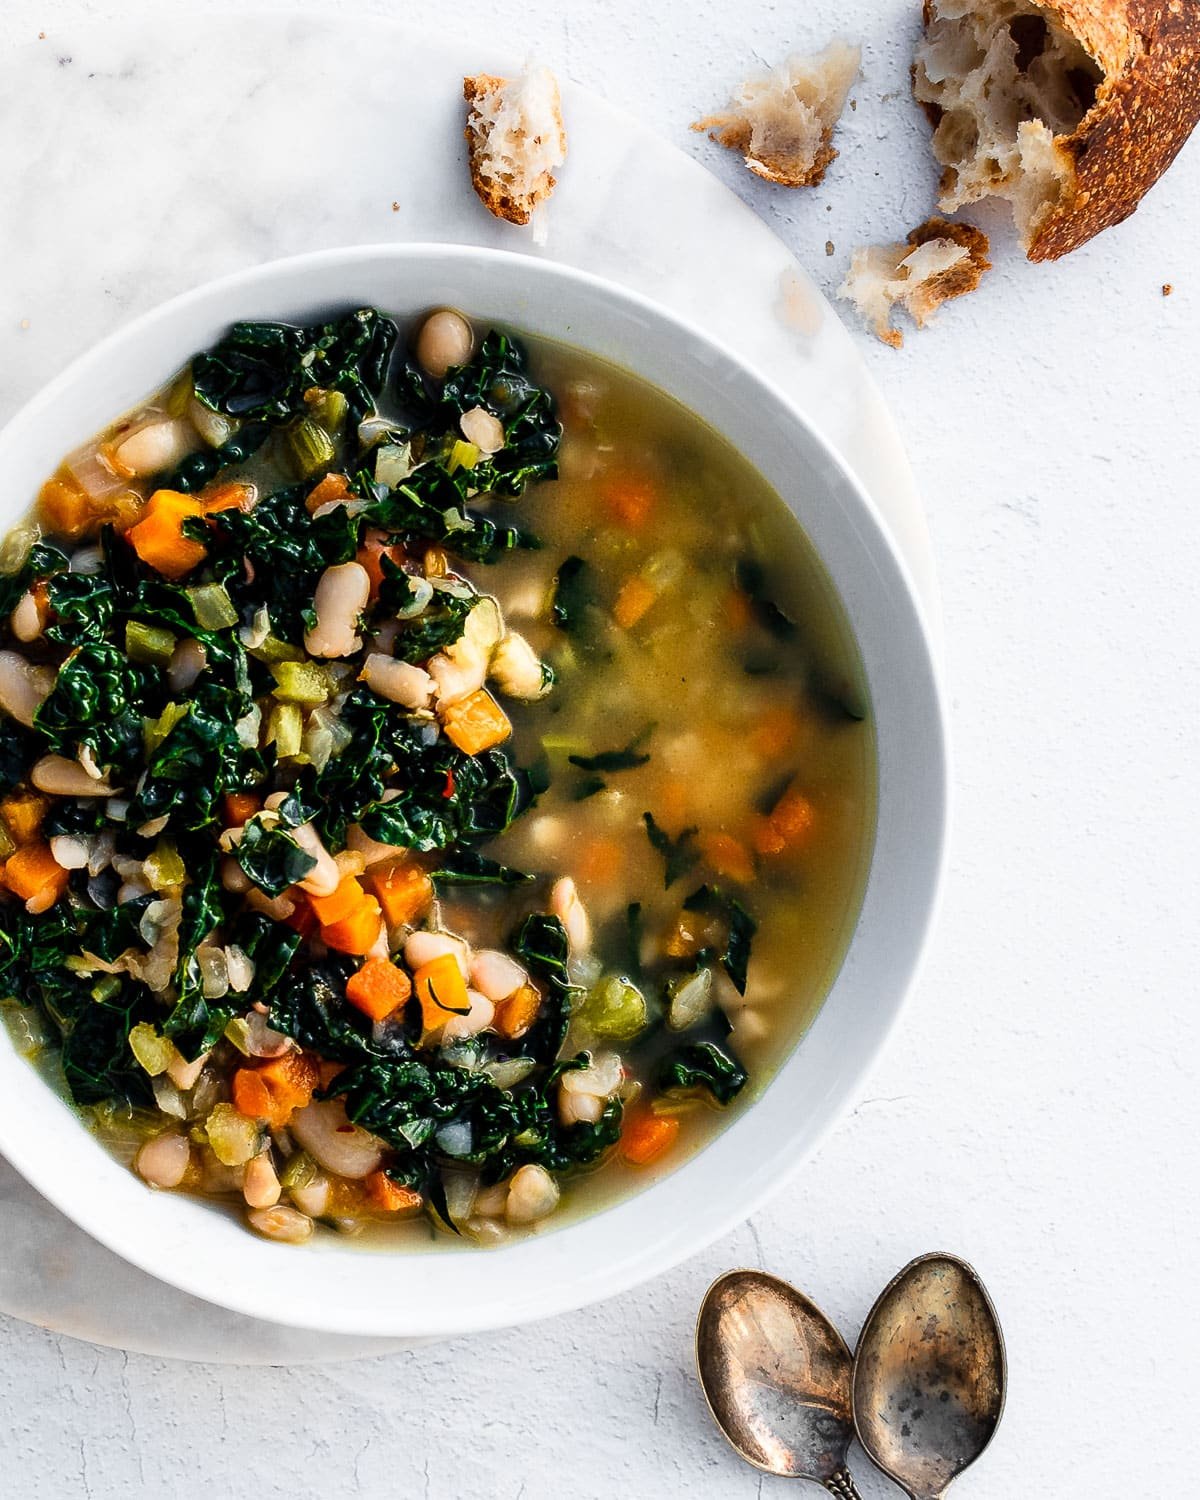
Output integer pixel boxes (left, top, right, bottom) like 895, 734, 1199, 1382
693, 115, 837, 187
463, 73, 564, 227
917, 0, 1200, 260
907, 216, 993, 291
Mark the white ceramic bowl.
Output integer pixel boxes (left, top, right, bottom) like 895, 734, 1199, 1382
0, 245, 946, 1338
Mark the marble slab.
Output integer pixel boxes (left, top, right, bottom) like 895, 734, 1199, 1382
0, 12, 936, 1363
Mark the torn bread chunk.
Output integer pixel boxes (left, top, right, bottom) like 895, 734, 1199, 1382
693, 41, 861, 187
464, 66, 567, 236
839, 217, 991, 347
913, 0, 1200, 261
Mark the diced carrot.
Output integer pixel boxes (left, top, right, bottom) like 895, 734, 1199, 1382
698, 832, 756, 885
754, 785, 816, 857
356, 528, 406, 599
1, 792, 48, 846
37, 476, 92, 541
308, 874, 368, 928
256, 1051, 319, 1123
222, 791, 261, 827
232, 1068, 273, 1121
622, 1110, 680, 1166
202, 481, 257, 514
3, 843, 68, 906
723, 588, 753, 632
127, 489, 207, 579
365, 1170, 423, 1214
613, 575, 657, 631
369, 863, 434, 929
413, 953, 470, 1032
494, 983, 541, 1041
282, 892, 318, 938
750, 705, 806, 761
345, 958, 413, 1022
321, 895, 384, 955
441, 689, 512, 756
601, 471, 657, 529
305, 472, 352, 513
576, 835, 624, 887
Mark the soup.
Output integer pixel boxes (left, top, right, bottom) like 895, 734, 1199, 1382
0, 306, 874, 1247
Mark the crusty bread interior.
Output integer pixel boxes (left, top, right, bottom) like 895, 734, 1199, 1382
693, 41, 861, 187
839, 217, 991, 347
464, 66, 567, 236
913, 0, 1102, 245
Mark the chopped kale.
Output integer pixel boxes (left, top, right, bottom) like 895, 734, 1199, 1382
511, 912, 577, 1063
234, 818, 318, 898
568, 726, 653, 773
658, 1040, 748, 1105
429, 848, 533, 887
551, 555, 593, 633
643, 811, 700, 888
735, 557, 797, 641
682, 885, 758, 995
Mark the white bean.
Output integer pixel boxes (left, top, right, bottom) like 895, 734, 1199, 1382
31, 754, 115, 797
505, 1164, 560, 1225
441, 989, 495, 1042
49, 834, 91, 870
559, 1089, 604, 1126
0, 650, 54, 727
489, 631, 550, 700
304, 562, 370, 659
459, 406, 505, 454
560, 1052, 624, 1097
290, 1176, 331, 1218
472, 1182, 510, 1218
113, 418, 195, 476
166, 1049, 208, 1091
243, 1152, 282, 1209
167, 637, 208, 694
247, 1205, 314, 1244
415, 309, 474, 379
551, 876, 590, 954
404, 929, 471, 979
293, 821, 341, 897
469, 949, 526, 1003
135, 1131, 191, 1190
289, 1099, 384, 1180
221, 857, 251, 893
10, 589, 47, 643
361, 653, 435, 709
427, 642, 487, 706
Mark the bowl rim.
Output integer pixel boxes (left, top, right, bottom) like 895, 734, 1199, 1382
0, 242, 949, 1337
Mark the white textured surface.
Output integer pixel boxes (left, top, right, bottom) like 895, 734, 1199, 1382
0, 1, 1197, 1497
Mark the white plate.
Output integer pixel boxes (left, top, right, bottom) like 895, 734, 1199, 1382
0, 13, 938, 1363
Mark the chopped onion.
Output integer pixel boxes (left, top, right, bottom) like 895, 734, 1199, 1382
483, 1058, 537, 1091
153, 1076, 188, 1120
394, 575, 433, 618
441, 1169, 479, 1224
197, 944, 230, 1000
435, 1120, 475, 1158
49, 834, 91, 870
374, 442, 413, 487
667, 967, 715, 1031
224, 945, 255, 994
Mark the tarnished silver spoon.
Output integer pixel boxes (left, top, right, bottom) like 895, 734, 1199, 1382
696, 1270, 864, 1497
852, 1253, 1006, 1499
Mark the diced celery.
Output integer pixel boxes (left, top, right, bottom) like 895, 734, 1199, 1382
164, 372, 193, 419
279, 1151, 318, 1191
447, 439, 480, 474
126, 619, 177, 666
246, 632, 305, 664
223, 1016, 252, 1056
188, 582, 238, 630
288, 417, 336, 477
582, 976, 648, 1041
189, 396, 238, 449
666, 967, 714, 1031
128, 1022, 177, 1077
205, 1102, 261, 1166
270, 659, 331, 705
90, 975, 122, 1005
268, 701, 303, 758
143, 701, 190, 752
308, 389, 349, 435
144, 840, 185, 890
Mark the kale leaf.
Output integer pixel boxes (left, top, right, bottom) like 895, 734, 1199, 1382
511, 913, 577, 1063
359, 466, 535, 562
233, 819, 317, 898
568, 725, 653, 773
682, 885, 758, 995
551, 555, 594, 634
643, 811, 700, 888
658, 1040, 748, 1105
735, 558, 797, 641
33, 641, 152, 771
429, 848, 533, 887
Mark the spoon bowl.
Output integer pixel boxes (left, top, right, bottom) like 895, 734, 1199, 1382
696, 1269, 864, 1495
852, 1253, 1006, 1500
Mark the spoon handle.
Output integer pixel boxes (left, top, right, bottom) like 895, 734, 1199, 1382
824, 1467, 865, 1500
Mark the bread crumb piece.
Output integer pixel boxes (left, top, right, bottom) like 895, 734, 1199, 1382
391, 201, 400, 212
1163, 283, 1174, 297
825, 240, 835, 256
839, 217, 991, 348
777, 269, 825, 338
464, 66, 566, 238
692, 41, 860, 188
